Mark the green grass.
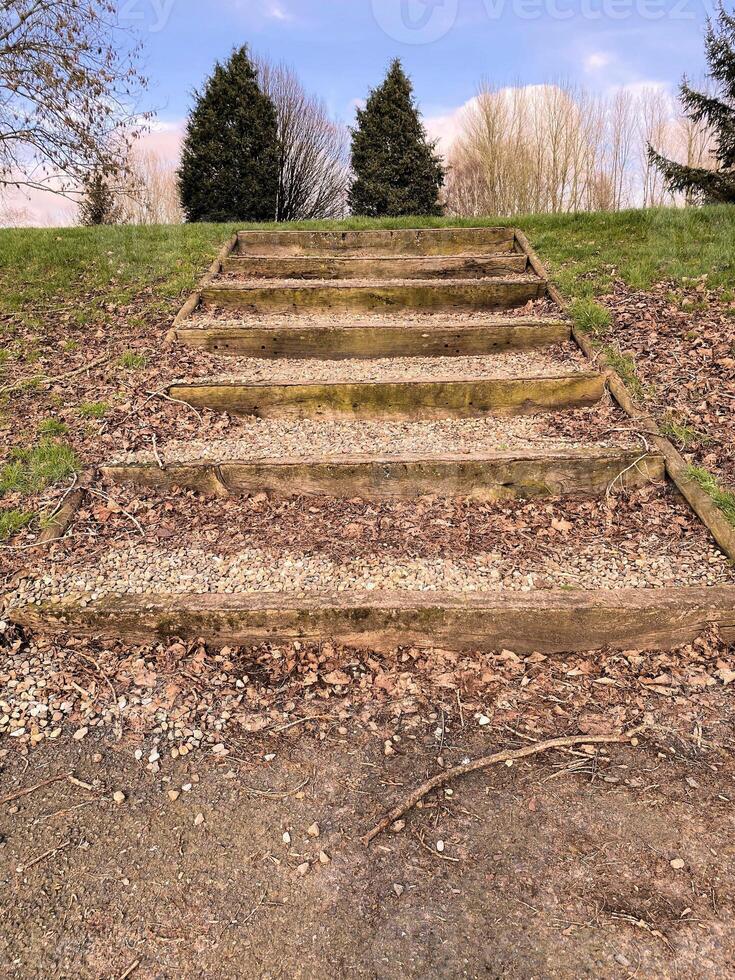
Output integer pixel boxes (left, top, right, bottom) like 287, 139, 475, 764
0, 508, 33, 541
686, 466, 735, 526
598, 346, 646, 401
660, 414, 712, 449
78, 401, 110, 419
119, 350, 148, 370
0, 439, 79, 496
569, 298, 611, 336
37, 418, 69, 437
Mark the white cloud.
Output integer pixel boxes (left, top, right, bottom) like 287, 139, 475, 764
584, 51, 613, 72
267, 2, 291, 20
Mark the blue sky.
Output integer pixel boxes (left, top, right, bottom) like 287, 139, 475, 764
128, 0, 716, 127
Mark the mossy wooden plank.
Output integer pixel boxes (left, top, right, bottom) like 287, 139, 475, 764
175, 320, 571, 358
202, 279, 546, 314
236, 227, 516, 256
223, 254, 528, 279
12, 586, 735, 654
168, 373, 604, 420
101, 449, 665, 501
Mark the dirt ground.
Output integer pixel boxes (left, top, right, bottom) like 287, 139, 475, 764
1, 633, 734, 980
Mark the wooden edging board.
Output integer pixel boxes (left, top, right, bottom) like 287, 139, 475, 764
513, 227, 735, 562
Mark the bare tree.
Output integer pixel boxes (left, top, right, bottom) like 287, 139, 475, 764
256, 57, 349, 221
0, 0, 149, 199
117, 146, 184, 225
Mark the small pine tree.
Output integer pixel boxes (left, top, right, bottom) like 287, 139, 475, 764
649, 4, 735, 203
349, 60, 445, 217
79, 168, 120, 226
179, 46, 279, 222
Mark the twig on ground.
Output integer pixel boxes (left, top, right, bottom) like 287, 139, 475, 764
241, 777, 310, 800
144, 388, 203, 421
151, 433, 165, 471
363, 727, 644, 845
16, 839, 71, 874
0, 353, 113, 396
87, 488, 145, 536
118, 959, 141, 980
0, 772, 71, 807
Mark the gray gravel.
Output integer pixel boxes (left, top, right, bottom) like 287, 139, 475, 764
189, 307, 562, 329
172, 350, 588, 386
8, 538, 733, 611
108, 412, 639, 466
219, 274, 541, 287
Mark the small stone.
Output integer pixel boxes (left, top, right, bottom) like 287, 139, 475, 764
113, 791, 126, 805
307, 822, 320, 839
73, 727, 88, 741
182, 783, 193, 792
134, 749, 143, 761
390, 820, 406, 834
296, 861, 310, 876
283, 831, 291, 845
194, 812, 205, 826
478, 715, 491, 726
168, 790, 180, 802
436, 840, 445, 853
318, 850, 331, 865
393, 883, 404, 898
670, 858, 686, 870
92, 752, 103, 763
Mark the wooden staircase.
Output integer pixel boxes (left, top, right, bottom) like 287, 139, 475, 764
8, 227, 735, 653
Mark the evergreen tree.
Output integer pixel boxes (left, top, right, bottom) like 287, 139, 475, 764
79, 167, 120, 225
349, 60, 445, 217
179, 46, 279, 222
649, 4, 735, 203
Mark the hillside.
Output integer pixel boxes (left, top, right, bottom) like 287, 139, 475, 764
2, 207, 734, 547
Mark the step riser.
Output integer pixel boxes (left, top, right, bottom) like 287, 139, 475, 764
202, 281, 546, 314
101, 454, 665, 501
236, 227, 515, 256
168, 375, 605, 420
223, 255, 528, 279
174, 322, 571, 358
13, 589, 735, 654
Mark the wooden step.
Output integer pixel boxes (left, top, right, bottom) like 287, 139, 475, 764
12, 587, 735, 654
168, 372, 605, 420
236, 226, 515, 256
174, 318, 571, 358
101, 448, 665, 501
223, 254, 528, 280
201, 279, 546, 314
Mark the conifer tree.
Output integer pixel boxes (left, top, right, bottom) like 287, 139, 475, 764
79, 167, 120, 226
349, 60, 445, 217
649, 4, 735, 203
179, 46, 279, 222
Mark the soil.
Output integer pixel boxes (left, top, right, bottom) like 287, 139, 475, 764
1, 628, 734, 979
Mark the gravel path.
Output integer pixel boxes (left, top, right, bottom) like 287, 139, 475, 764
173, 350, 588, 386
218, 274, 542, 287
107, 411, 640, 465
9, 537, 733, 610
190, 302, 562, 326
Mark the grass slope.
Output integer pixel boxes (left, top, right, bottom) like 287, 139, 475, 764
1, 207, 734, 541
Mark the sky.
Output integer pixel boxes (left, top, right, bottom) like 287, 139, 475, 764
11, 0, 718, 223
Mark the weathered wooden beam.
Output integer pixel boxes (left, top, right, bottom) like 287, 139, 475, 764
174, 318, 571, 358
235, 226, 515, 256
167, 373, 605, 420
12, 587, 735, 654
223, 254, 528, 279
101, 449, 664, 501
202, 279, 547, 314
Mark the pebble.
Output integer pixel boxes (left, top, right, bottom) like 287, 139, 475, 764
194, 813, 205, 826
113, 791, 126, 805
307, 823, 320, 839
670, 858, 686, 870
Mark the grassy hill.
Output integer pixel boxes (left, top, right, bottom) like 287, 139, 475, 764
1, 206, 734, 544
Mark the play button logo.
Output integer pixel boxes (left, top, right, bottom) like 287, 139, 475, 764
371, 0, 459, 44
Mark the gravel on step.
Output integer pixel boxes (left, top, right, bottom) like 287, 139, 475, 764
107, 408, 639, 466
8, 539, 733, 611
7, 488, 734, 610
171, 349, 588, 386
217, 274, 542, 287
191, 300, 562, 325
